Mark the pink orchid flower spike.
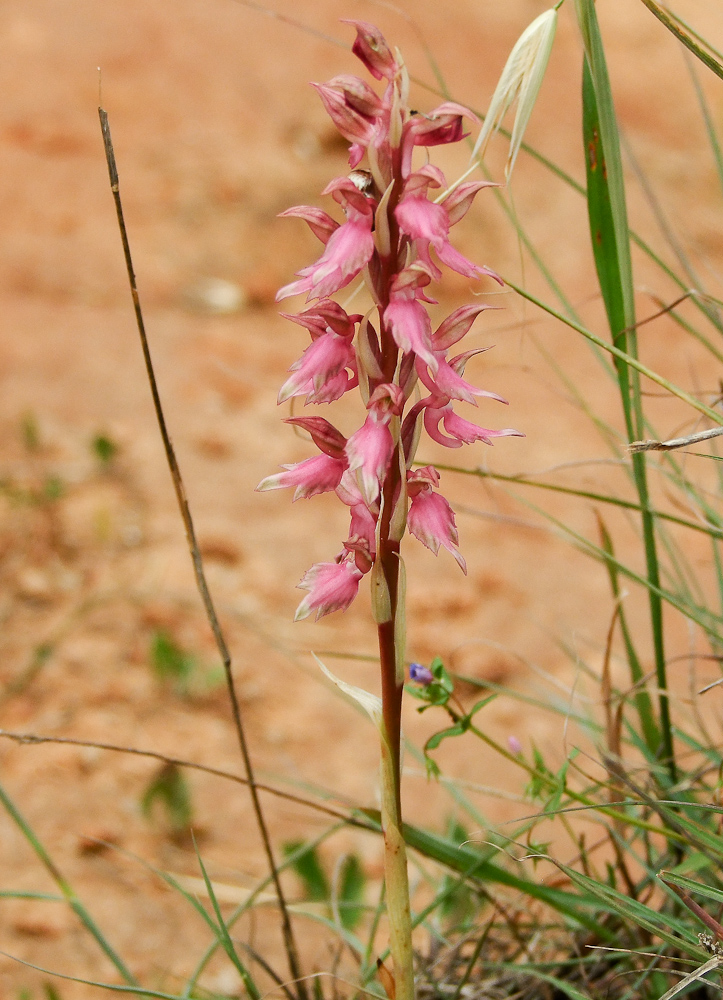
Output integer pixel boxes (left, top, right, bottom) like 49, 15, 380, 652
259, 23, 523, 1000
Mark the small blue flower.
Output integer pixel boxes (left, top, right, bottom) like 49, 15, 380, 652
409, 662, 434, 685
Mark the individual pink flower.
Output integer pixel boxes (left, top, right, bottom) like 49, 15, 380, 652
312, 75, 384, 146
282, 298, 360, 339
294, 557, 364, 621
283, 415, 347, 458
345, 415, 393, 504
424, 398, 524, 449
396, 172, 497, 281
407, 466, 466, 572
345, 384, 403, 504
343, 19, 398, 81
256, 453, 346, 501
431, 303, 497, 351
344, 502, 377, 573
277, 181, 375, 301
278, 205, 339, 245
416, 349, 507, 405
400, 102, 477, 176
442, 181, 497, 227
278, 328, 357, 404
384, 264, 438, 372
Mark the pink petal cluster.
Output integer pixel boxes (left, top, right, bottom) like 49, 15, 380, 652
258, 21, 523, 621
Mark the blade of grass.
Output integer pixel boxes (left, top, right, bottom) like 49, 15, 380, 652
577, 2, 673, 776
0, 891, 63, 901
0, 780, 138, 988
555, 862, 702, 956
596, 512, 660, 753
0, 953, 182, 1000
637, 0, 723, 81
685, 52, 723, 199
431, 463, 723, 538
192, 840, 262, 1000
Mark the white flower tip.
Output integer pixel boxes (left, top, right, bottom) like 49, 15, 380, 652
453, 549, 468, 575
294, 597, 313, 621
255, 475, 279, 493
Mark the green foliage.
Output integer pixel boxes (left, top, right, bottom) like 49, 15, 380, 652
91, 432, 119, 465
283, 840, 367, 931
149, 630, 196, 689
436, 821, 477, 930
337, 853, 365, 931
42, 475, 64, 501
20, 411, 40, 451
141, 763, 193, 833
284, 839, 330, 902
405, 657, 454, 710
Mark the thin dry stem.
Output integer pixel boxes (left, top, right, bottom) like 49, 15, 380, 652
98, 107, 306, 1000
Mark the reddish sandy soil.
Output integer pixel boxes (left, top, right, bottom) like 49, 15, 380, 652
1, 0, 722, 996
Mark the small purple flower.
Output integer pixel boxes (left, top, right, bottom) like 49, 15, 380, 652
409, 662, 434, 685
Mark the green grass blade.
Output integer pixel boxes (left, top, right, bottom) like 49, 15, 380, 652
0, 891, 63, 901
0, 951, 180, 999
582, 60, 627, 337
359, 809, 605, 933
555, 863, 701, 956
577, 0, 673, 775
192, 841, 262, 1000
504, 278, 723, 426
661, 871, 723, 908
685, 54, 723, 198
596, 512, 660, 753
0, 780, 138, 988
283, 840, 329, 903
638, 0, 723, 81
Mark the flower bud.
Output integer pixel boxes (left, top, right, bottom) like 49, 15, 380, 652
343, 20, 397, 80
409, 662, 434, 685
284, 416, 347, 458
313, 82, 377, 145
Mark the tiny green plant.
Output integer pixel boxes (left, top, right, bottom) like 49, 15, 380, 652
20, 410, 41, 452
149, 629, 196, 690
141, 762, 193, 834
283, 839, 367, 931
91, 431, 119, 465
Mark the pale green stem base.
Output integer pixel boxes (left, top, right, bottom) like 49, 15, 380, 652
380, 729, 415, 1000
